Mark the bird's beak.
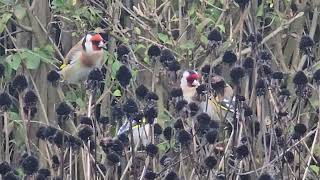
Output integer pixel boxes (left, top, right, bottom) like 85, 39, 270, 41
98, 41, 107, 50
192, 80, 200, 87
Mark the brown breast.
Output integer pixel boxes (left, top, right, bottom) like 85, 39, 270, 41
80, 51, 103, 67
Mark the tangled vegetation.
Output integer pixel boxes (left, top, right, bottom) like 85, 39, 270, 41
0, 0, 320, 180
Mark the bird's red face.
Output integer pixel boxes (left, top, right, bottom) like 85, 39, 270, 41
90, 34, 106, 51
186, 72, 201, 87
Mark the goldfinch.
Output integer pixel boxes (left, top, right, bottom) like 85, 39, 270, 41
180, 70, 201, 103
180, 70, 234, 121
59, 33, 106, 84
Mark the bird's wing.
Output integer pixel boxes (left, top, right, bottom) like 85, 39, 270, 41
60, 39, 84, 69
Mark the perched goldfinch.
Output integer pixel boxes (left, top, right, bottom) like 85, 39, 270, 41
180, 70, 201, 103
59, 33, 106, 84
180, 70, 234, 121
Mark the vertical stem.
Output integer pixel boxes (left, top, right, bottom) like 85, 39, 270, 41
139, 156, 150, 180
88, 92, 93, 118
238, 11, 245, 64
87, 91, 96, 179
105, 168, 110, 179
178, 0, 185, 42
60, 144, 64, 179
19, 94, 31, 154
191, 120, 197, 161
298, 150, 301, 179
81, 149, 87, 180
27, 109, 32, 151
151, 57, 158, 171
129, 118, 137, 180
180, 146, 187, 179
70, 147, 72, 178
4, 112, 10, 162
87, 141, 91, 180
75, 153, 78, 180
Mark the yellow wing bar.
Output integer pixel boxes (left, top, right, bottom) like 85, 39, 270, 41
59, 63, 67, 70
209, 98, 232, 111
132, 118, 147, 129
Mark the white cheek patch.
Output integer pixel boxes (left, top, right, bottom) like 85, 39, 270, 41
84, 34, 94, 54
182, 71, 190, 79
85, 34, 92, 43
180, 71, 190, 88
85, 41, 94, 54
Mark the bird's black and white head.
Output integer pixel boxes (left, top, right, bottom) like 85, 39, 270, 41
82, 33, 106, 53
180, 70, 201, 102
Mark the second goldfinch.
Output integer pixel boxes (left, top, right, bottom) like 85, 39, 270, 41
180, 70, 234, 121
59, 33, 106, 84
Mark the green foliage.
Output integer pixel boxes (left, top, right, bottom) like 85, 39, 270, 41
51, 0, 102, 32
0, 13, 12, 33
311, 165, 320, 175
257, 3, 264, 17
216, 24, 225, 33
0, 0, 14, 5
134, 44, 146, 53
13, 4, 27, 20
157, 33, 172, 45
9, 111, 21, 121
51, 0, 74, 10
0, 57, 12, 79
5, 45, 55, 71
180, 41, 196, 50
157, 142, 170, 153
314, 145, 320, 156
75, 98, 86, 109
65, 89, 87, 110
8, 112, 26, 151
111, 60, 122, 78
134, 27, 141, 35
6, 54, 21, 70
113, 89, 122, 97
196, 18, 214, 32
200, 35, 209, 44
22, 51, 41, 70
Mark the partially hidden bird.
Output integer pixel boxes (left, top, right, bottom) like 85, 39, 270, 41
59, 33, 106, 84
180, 70, 235, 121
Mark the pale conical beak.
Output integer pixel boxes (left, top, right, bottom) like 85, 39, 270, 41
98, 41, 107, 49
192, 80, 200, 86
